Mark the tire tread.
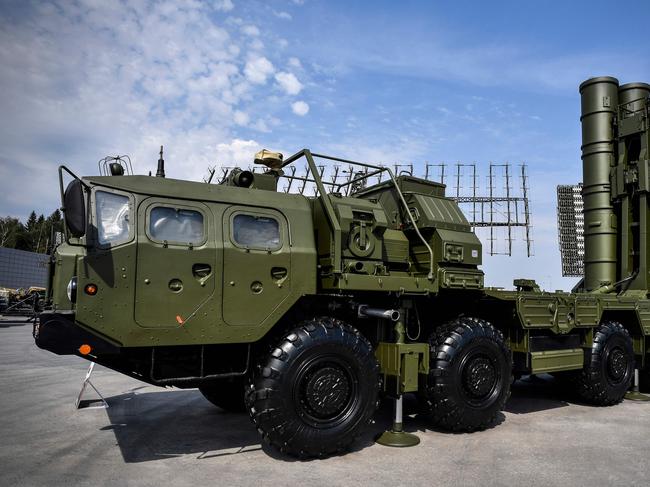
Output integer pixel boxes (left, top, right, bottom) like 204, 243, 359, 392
246, 317, 380, 458
425, 316, 512, 432
574, 320, 634, 406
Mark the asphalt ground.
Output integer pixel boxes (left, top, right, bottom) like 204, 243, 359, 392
1, 316, 649, 487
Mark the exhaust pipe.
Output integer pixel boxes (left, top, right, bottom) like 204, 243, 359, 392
358, 305, 400, 322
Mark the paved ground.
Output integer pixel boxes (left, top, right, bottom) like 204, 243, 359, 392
1, 318, 649, 487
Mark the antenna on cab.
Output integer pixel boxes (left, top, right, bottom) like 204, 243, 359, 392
156, 145, 165, 178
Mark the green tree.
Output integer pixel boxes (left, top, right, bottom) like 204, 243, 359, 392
0, 216, 23, 248
1, 210, 62, 253
16, 211, 39, 251
43, 210, 63, 253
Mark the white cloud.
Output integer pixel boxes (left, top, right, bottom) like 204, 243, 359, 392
233, 110, 249, 126
213, 0, 235, 12
275, 71, 303, 95
215, 139, 262, 166
288, 57, 302, 69
249, 38, 265, 51
291, 100, 310, 116
252, 119, 271, 132
0, 1, 302, 219
274, 11, 292, 20
241, 24, 260, 36
244, 56, 274, 84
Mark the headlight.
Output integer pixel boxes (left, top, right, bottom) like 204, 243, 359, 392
67, 277, 77, 302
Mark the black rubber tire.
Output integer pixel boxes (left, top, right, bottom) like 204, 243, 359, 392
246, 317, 380, 458
574, 321, 634, 405
425, 317, 512, 432
199, 377, 246, 412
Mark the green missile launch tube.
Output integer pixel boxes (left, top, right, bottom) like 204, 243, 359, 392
580, 76, 619, 291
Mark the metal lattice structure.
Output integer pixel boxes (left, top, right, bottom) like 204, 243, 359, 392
557, 184, 585, 276
210, 161, 534, 257
423, 163, 533, 257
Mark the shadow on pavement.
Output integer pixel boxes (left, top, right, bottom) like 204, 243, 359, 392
103, 388, 263, 463
102, 376, 572, 463
0, 317, 33, 328
505, 374, 571, 414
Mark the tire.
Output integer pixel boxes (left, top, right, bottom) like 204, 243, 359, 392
246, 317, 380, 458
199, 377, 246, 412
425, 317, 512, 432
574, 321, 634, 405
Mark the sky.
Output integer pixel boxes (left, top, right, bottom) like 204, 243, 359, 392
1, 0, 649, 290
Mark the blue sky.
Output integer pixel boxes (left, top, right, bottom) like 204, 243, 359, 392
1, 0, 649, 289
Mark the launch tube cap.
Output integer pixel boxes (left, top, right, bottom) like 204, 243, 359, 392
579, 76, 619, 93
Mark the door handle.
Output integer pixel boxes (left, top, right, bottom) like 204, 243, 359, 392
192, 264, 212, 278
271, 267, 289, 287
192, 264, 212, 286
271, 267, 288, 279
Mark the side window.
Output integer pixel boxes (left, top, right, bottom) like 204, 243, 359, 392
149, 207, 204, 244
96, 191, 130, 245
232, 214, 281, 250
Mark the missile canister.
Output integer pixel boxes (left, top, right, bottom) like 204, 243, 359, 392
617, 82, 650, 287
580, 76, 619, 291
618, 82, 650, 118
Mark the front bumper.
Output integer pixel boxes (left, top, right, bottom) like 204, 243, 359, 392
34, 312, 119, 356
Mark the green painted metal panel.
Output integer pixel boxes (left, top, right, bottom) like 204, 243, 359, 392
321, 272, 438, 293
516, 295, 556, 329
636, 301, 650, 335
71, 179, 317, 346
574, 295, 600, 327
530, 349, 583, 374
408, 193, 471, 232
438, 267, 484, 289
134, 198, 216, 328
375, 342, 429, 394
221, 206, 291, 326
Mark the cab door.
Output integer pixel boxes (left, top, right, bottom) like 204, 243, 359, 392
135, 199, 216, 328
222, 206, 291, 326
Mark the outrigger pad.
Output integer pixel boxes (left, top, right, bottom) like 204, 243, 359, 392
376, 429, 420, 447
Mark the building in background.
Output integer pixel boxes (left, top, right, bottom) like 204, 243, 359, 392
0, 247, 48, 289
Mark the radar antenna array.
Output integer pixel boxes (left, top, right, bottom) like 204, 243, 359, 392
213, 160, 534, 257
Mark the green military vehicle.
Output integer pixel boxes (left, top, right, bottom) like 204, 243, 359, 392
36, 76, 650, 457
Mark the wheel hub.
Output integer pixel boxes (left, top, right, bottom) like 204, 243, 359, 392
607, 348, 627, 382
463, 356, 496, 399
303, 366, 351, 419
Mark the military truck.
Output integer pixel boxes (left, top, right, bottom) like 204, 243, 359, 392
1, 287, 46, 316
35, 76, 650, 457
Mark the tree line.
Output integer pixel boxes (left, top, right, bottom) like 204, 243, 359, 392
0, 210, 63, 254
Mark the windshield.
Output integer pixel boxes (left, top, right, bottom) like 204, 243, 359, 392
96, 191, 130, 245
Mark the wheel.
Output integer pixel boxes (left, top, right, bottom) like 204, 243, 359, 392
574, 321, 634, 405
424, 317, 512, 432
199, 377, 246, 412
246, 317, 380, 458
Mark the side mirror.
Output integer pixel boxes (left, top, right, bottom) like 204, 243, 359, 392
63, 179, 86, 237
